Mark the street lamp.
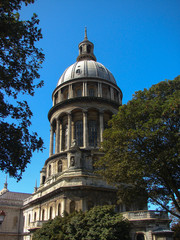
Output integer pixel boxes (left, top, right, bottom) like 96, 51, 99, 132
0, 211, 6, 224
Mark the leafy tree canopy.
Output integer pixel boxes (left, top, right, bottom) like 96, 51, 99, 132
171, 221, 180, 240
32, 205, 131, 240
95, 76, 180, 218
0, 0, 45, 180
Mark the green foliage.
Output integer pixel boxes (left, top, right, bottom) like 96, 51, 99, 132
95, 77, 180, 218
171, 221, 180, 240
32, 205, 131, 240
0, 0, 45, 180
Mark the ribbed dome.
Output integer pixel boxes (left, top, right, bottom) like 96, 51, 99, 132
57, 60, 116, 86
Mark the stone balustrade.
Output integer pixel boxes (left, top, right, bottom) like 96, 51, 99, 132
28, 220, 47, 230
122, 210, 169, 220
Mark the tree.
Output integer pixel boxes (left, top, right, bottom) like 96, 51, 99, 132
95, 76, 180, 218
32, 205, 131, 240
171, 221, 180, 240
0, 0, 45, 180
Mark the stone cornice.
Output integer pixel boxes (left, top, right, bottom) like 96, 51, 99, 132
48, 97, 120, 120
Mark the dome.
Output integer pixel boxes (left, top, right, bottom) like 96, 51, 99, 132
57, 60, 116, 86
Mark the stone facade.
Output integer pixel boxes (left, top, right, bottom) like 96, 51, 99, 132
0, 184, 31, 240
0, 31, 173, 240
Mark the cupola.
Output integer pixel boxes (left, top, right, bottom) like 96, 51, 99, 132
76, 28, 96, 61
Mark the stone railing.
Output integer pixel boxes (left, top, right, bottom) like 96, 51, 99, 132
28, 220, 47, 230
122, 210, 169, 220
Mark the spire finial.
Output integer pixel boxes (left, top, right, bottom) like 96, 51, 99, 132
77, 29, 97, 62
4, 175, 8, 189
84, 27, 87, 40
34, 179, 37, 192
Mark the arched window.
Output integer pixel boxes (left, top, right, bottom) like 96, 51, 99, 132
63, 124, 68, 150
58, 160, 62, 173
48, 164, 51, 177
42, 176, 46, 184
42, 209, 45, 221
88, 120, 97, 147
58, 203, 61, 216
75, 120, 83, 146
49, 206, 53, 220
63, 89, 68, 100
87, 201, 94, 210
136, 233, 145, 240
34, 212, 36, 222
70, 201, 75, 213
28, 214, 31, 224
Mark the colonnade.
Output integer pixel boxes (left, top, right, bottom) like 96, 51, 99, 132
53, 81, 122, 105
49, 109, 108, 156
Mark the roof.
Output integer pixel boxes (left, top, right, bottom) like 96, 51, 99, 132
0, 190, 31, 201
57, 60, 117, 86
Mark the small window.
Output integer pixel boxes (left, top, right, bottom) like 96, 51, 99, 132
58, 203, 61, 216
89, 88, 94, 97
76, 69, 81, 75
54, 92, 58, 104
87, 45, 91, 53
48, 165, 51, 177
42, 209, 45, 221
58, 160, 62, 173
76, 88, 82, 97
28, 214, 31, 224
70, 201, 75, 213
49, 207, 53, 219
42, 176, 46, 184
34, 212, 36, 222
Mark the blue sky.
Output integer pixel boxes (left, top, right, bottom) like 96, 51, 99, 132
0, 0, 179, 197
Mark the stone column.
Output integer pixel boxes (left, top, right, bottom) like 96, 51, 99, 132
83, 81, 87, 96
39, 206, 41, 221
55, 119, 60, 153
99, 111, 104, 143
68, 84, 73, 99
49, 125, 54, 156
98, 83, 100, 97
67, 113, 72, 149
83, 110, 88, 148
72, 121, 74, 141
53, 96, 55, 106
83, 82, 85, 96
118, 92, 122, 105
98, 82, 102, 97
59, 89, 62, 102
110, 87, 114, 100
59, 122, 62, 152
61, 197, 67, 216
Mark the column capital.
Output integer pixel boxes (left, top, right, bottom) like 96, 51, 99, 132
67, 112, 72, 116
99, 110, 104, 114
82, 109, 88, 114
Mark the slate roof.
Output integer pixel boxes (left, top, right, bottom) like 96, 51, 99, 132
0, 190, 31, 201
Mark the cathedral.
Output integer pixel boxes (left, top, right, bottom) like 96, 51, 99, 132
0, 31, 173, 240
